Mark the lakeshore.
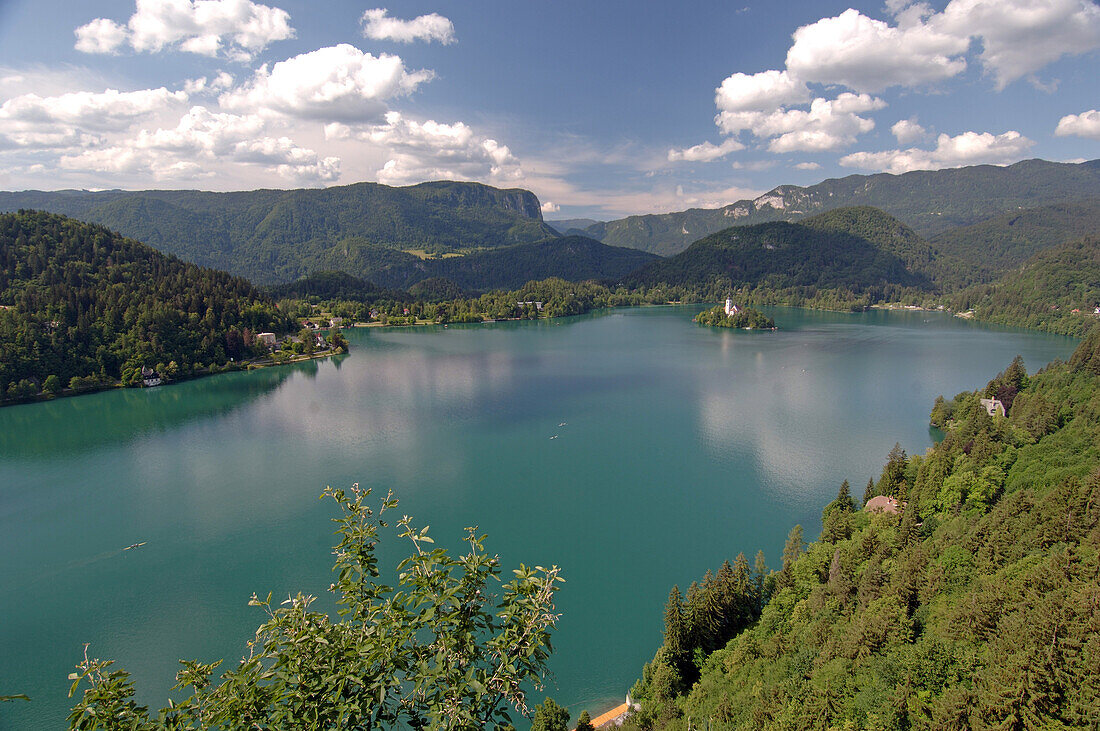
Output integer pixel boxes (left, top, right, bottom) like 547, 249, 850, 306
0, 345, 344, 408
0, 306, 1079, 730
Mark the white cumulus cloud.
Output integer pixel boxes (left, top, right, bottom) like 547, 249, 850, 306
667, 137, 745, 162
74, 0, 295, 61
718, 93, 885, 153
1055, 109, 1100, 139
937, 0, 1100, 89
361, 8, 455, 44
714, 69, 809, 113
220, 44, 433, 122
839, 130, 1034, 174
891, 118, 928, 144
55, 104, 340, 184
364, 111, 522, 185
0, 87, 187, 134
541, 201, 560, 213
786, 8, 968, 92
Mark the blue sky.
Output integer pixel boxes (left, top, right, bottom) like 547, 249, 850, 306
0, 0, 1098, 218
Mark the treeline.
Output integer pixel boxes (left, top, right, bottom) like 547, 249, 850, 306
0, 211, 295, 403
276, 277, 716, 327
623, 330, 1100, 729
946, 235, 1100, 337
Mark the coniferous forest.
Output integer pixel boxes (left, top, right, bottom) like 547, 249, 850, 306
623, 330, 1100, 730
0, 211, 295, 402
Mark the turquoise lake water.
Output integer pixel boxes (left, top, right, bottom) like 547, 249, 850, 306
0, 306, 1079, 729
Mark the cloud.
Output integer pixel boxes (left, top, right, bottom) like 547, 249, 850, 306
793, 161, 821, 170
361, 111, 522, 185
730, 160, 776, 171
74, 0, 295, 61
714, 69, 809, 113
786, 8, 968, 92
52, 104, 340, 184
891, 118, 928, 144
839, 130, 1034, 174
937, 0, 1100, 89
361, 8, 455, 44
540, 201, 560, 213
1055, 109, 1100, 139
667, 137, 745, 162
718, 93, 885, 153
0, 87, 187, 135
74, 19, 130, 54
220, 44, 432, 122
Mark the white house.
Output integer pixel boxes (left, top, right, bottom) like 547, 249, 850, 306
979, 398, 1006, 418
258, 332, 277, 348
140, 366, 162, 387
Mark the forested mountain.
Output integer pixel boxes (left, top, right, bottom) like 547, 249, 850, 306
625, 207, 937, 295
361, 235, 659, 291
948, 235, 1100, 336
928, 197, 1100, 285
546, 218, 603, 235
585, 159, 1100, 256
264, 270, 407, 303
0, 211, 294, 402
627, 330, 1100, 730
0, 181, 557, 284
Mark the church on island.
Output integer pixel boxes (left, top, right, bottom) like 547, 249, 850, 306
725, 298, 740, 317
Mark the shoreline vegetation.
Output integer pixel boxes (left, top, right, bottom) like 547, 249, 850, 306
5, 206, 1095, 408
694, 303, 776, 330
1, 339, 347, 407
618, 329, 1100, 730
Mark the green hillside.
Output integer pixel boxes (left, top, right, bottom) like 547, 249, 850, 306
587, 159, 1100, 256
271, 235, 659, 293
928, 197, 1100, 285
0, 181, 557, 284
627, 331, 1100, 729
948, 235, 1100, 336
626, 207, 937, 295
263, 270, 406, 303
0, 211, 294, 402
371, 235, 659, 291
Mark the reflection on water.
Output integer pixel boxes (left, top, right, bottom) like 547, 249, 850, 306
0, 366, 299, 459
0, 306, 1078, 731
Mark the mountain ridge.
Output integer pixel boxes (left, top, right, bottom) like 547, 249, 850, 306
585, 159, 1100, 256
0, 180, 556, 284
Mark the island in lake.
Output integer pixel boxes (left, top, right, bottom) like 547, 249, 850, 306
695, 299, 776, 330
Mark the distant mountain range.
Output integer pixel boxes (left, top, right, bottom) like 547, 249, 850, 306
626, 207, 935, 292
545, 218, 603, 235
3, 160, 1100, 328
581, 159, 1100, 256
0, 181, 557, 284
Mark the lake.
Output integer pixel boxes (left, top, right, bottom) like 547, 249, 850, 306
0, 306, 1078, 729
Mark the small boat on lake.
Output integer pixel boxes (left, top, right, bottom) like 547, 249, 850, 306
124, 542, 147, 551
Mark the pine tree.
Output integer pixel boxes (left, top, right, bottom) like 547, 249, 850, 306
777, 525, 805, 589
663, 585, 688, 675
878, 443, 908, 496
864, 476, 877, 504
753, 550, 768, 610
576, 710, 595, 731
